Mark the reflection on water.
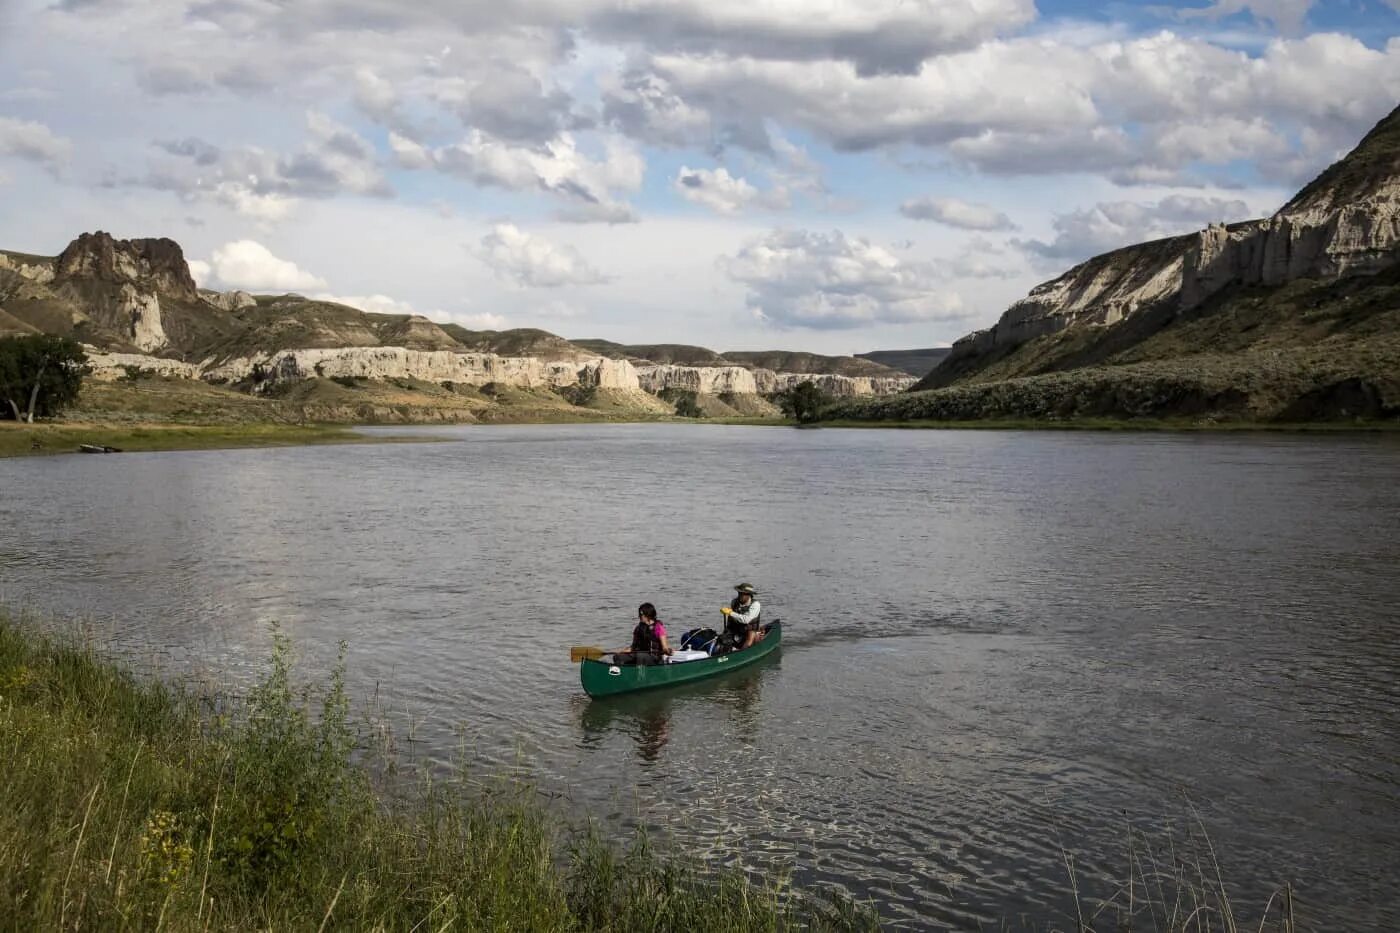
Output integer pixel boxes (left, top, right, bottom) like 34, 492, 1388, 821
577, 658, 778, 764
2, 425, 1399, 930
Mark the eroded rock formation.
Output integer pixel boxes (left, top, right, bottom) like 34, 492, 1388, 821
0, 252, 56, 284
636, 364, 915, 396
200, 289, 256, 311
926, 104, 1400, 390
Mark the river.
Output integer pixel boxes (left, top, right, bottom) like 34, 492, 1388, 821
2, 424, 1398, 929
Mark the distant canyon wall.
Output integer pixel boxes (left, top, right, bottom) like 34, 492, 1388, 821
635, 364, 915, 397
85, 346, 915, 397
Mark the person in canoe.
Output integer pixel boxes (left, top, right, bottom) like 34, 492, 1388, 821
612, 603, 673, 666
721, 582, 763, 650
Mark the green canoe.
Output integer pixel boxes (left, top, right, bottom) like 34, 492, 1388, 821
580, 622, 782, 698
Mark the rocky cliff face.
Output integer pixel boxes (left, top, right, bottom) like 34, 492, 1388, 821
636, 364, 914, 396
203, 347, 639, 390
42, 232, 212, 353
200, 289, 256, 312
56, 232, 200, 301
0, 252, 56, 284
9, 231, 914, 404
85, 345, 912, 398
925, 104, 1400, 390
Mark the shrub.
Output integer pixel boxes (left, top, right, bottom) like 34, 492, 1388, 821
558, 384, 599, 406
674, 391, 703, 418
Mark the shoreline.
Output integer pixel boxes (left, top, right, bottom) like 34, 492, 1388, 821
811, 416, 1400, 433
0, 611, 879, 931
0, 421, 437, 458
5, 413, 1398, 459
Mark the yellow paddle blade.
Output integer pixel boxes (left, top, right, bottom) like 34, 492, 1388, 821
570, 646, 607, 662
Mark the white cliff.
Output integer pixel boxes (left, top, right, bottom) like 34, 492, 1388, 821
201, 346, 641, 390
637, 364, 913, 396
637, 365, 760, 395
932, 104, 1400, 387
84, 345, 910, 399
118, 284, 168, 352
84, 349, 202, 379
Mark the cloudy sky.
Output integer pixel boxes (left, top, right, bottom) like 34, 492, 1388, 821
1, 0, 1398, 354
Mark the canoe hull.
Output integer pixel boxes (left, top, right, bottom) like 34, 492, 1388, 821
580, 622, 782, 698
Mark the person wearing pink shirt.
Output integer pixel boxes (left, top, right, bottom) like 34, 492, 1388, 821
612, 603, 673, 666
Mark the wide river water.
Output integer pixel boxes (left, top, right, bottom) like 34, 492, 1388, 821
2, 425, 1398, 929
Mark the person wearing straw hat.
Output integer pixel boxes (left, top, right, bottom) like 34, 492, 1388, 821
721, 583, 763, 650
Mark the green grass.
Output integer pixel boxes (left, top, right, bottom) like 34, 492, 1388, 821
0, 422, 389, 458
814, 417, 1400, 433
0, 612, 879, 931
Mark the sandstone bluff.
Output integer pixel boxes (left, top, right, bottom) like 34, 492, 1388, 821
0, 233, 917, 410
818, 102, 1400, 424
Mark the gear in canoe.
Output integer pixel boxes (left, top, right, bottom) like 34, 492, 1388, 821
575, 587, 782, 698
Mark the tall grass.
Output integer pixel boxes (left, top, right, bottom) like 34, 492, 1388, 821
0, 615, 877, 931
1061, 817, 1300, 933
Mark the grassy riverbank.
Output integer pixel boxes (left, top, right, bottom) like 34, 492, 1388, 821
0, 613, 876, 931
0, 421, 384, 458
813, 416, 1400, 432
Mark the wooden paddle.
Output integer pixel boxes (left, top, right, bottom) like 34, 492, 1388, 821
570, 646, 608, 662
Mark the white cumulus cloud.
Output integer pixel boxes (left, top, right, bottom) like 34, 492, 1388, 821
674, 166, 758, 213
448, 311, 509, 331
474, 223, 610, 288
311, 293, 416, 315
401, 131, 644, 224
0, 116, 72, 167
899, 197, 1016, 230
722, 229, 966, 330
198, 240, 329, 292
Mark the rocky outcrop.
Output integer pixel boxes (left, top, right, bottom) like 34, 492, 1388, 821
199, 346, 641, 391
1179, 195, 1400, 309
117, 284, 167, 352
200, 288, 256, 311
57, 232, 199, 301
638, 364, 760, 395
637, 364, 914, 396
0, 252, 56, 284
13, 232, 917, 404
927, 103, 1400, 390
769, 373, 915, 396
85, 344, 910, 401
85, 349, 202, 380
937, 235, 1193, 382
40, 232, 211, 354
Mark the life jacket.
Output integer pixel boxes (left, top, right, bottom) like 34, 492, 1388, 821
730, 597, 759, 622
630, 620, 663, 654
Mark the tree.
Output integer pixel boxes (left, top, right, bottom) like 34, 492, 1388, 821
673, 391, 703, 418
0, 335, 88, 422
776, 380, 830, 424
